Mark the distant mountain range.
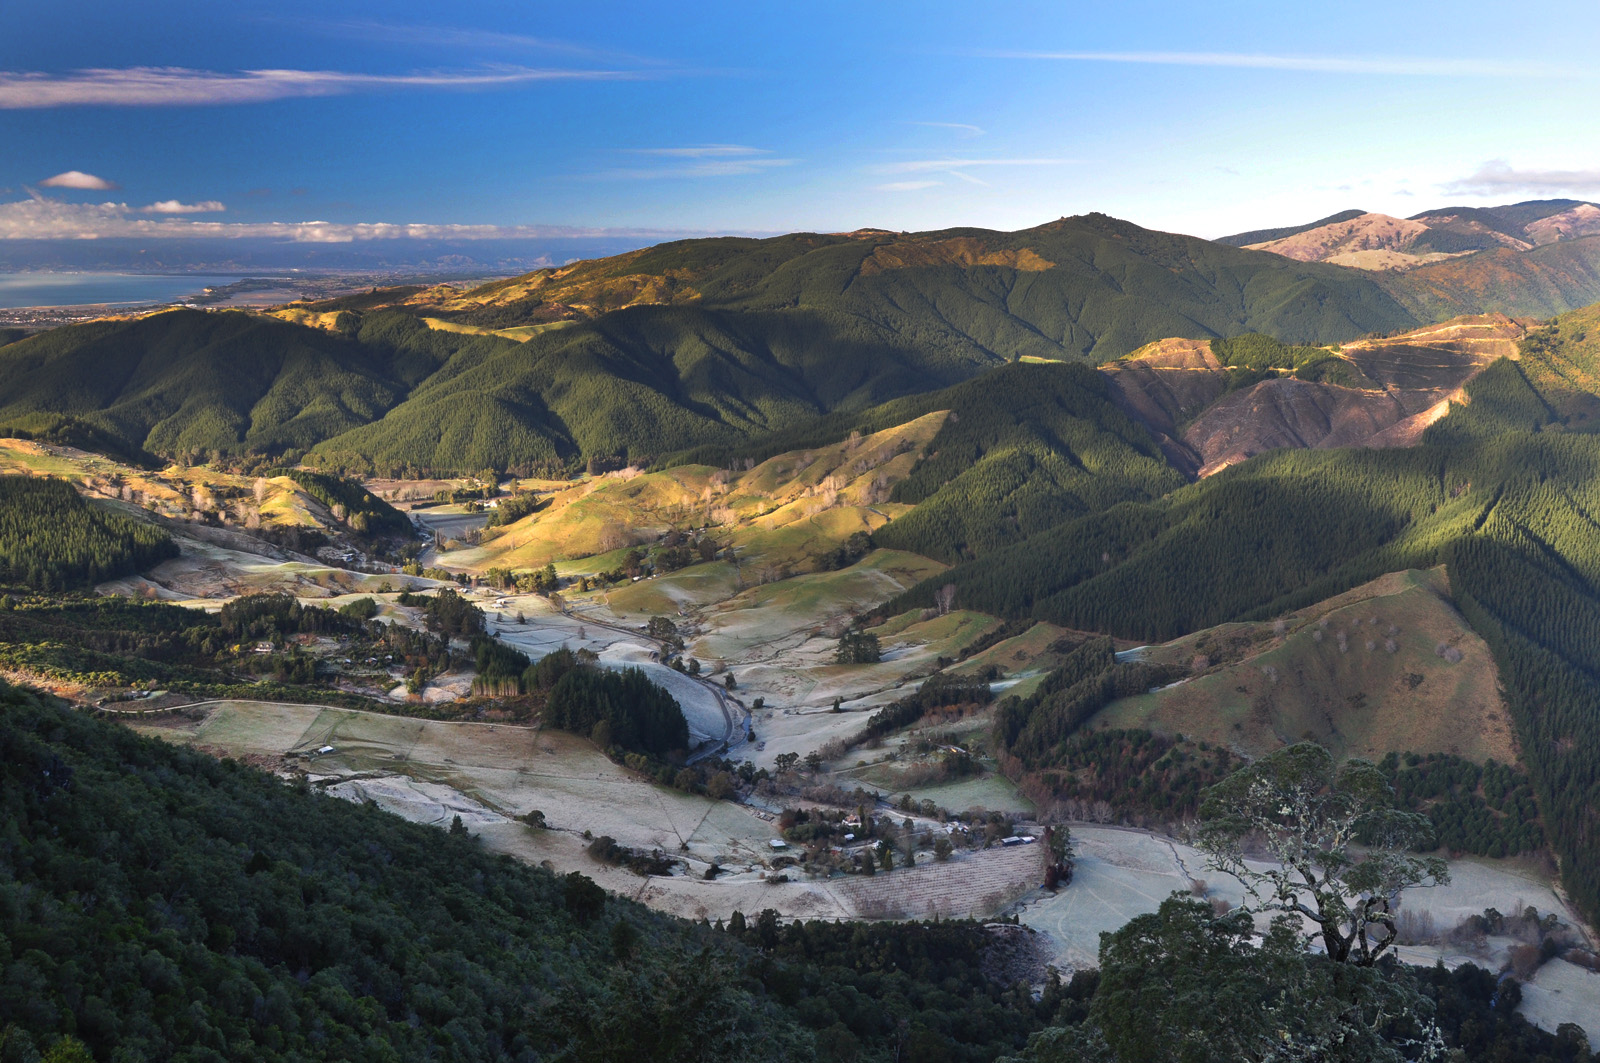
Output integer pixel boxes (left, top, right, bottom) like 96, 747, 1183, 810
4, 205, 1600, 475
1219, 198, 1600, 271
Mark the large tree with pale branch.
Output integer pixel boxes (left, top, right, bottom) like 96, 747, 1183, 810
1196, 742, 1449, 967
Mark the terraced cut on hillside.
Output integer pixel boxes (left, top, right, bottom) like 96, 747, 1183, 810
1087, 568, 1513, 764
1105, 315, 1524, 476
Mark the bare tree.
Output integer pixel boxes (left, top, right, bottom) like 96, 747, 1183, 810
934, 583, 956, 616
1197, 743, 1448, 967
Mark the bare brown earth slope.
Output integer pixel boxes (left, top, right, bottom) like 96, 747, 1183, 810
1103, 315, 1524, 477
1245, 212, 1435, 266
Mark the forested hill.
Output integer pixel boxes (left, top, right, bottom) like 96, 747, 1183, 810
417, 213, 1421, 354
0, 215, 1426, 475
307, 215, 1439, 474
10, 213, 1600, 476
886, 352, 1600, 925
0, 680, 801, 1060
0, 310, 432, 464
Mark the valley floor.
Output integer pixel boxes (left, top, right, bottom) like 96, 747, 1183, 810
132, 697, 1600, 1044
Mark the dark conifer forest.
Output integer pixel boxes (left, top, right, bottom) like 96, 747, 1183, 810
0, 477, 177, 591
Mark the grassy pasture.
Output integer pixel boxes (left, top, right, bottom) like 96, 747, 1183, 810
1088, 567, 1514, 763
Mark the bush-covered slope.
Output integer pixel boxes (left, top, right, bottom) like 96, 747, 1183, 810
12, 217, 1600, 477
868, 363, 1185, 561
0, 310, 420, 461
0, 681, 813, 1062
1382, 235, 1600, 320
888, 358, 1600, 923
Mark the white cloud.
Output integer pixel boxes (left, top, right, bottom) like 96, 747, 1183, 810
140, 200, 225, 214
0, 195, 695, 242
1444, 159, 1600, 196
912, 121, 985, 137
0, 65, 637, 108
39, 170, 118, 190
875, 180, 941, 192
983, 50, 1584, 78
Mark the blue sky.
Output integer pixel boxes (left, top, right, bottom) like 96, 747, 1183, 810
2, 0, 1598, 246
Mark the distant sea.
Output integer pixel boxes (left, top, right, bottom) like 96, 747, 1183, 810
0, 272, 239, 310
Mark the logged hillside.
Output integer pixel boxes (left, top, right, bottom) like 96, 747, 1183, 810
1227, 199, 1600, 272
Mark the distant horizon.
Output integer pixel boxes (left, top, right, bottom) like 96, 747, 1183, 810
0, 193, 1593, 280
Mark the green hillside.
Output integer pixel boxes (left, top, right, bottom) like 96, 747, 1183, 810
0, 216, 1434, 476
867, 363, 1185, 561
311, 217, 1424, 473
8, 217, 1600, 479
1381, 236, 1600, 320
884, 356, 1600, 922
0, 310, 426, 461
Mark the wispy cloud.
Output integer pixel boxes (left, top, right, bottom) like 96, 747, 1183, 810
39, 170, 118, 190
299, 19, 660, 66
0, 65, 639, 108
625, 144, 769, 158
1444, 159, 1600, 196
983, 50, 1583, 77
879, 157, 1068, 174
140, 200, 225, 214
912, 121, 985, 137
601, 145, 795, 179
0, 195, 699, 242
875, 180, 941, 192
